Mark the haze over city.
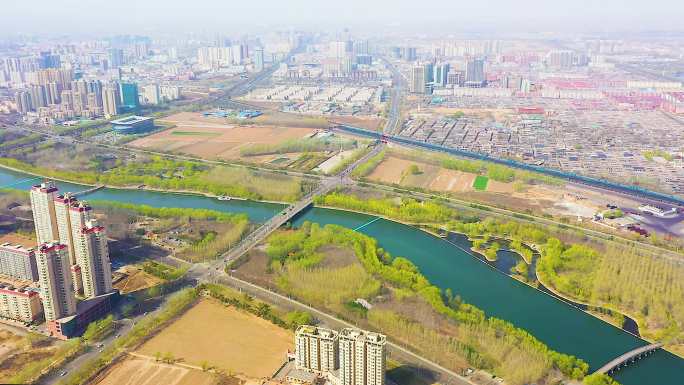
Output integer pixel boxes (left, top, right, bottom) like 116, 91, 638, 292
3, 0, 684, 34
0, 3, 683, 385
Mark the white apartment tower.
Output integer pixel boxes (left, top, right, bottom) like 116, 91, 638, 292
75, 219, 113, 298
339, 328, 386, 385
54, 194, 89, 294
30, 183, 113, 299
36, 243, 76, 321
296, 326, 339, 373
30, 181, 60, 244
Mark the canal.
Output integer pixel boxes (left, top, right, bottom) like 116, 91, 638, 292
1, 168, 682, 385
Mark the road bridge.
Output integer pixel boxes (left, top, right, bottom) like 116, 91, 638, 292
217, 144, 385, 267
594, 343, 663, 375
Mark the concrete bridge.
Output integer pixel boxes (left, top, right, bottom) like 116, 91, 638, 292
217, 144, 385, 268
594, 343, 663, 375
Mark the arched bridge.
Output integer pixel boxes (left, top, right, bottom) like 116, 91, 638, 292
594, 343, 663, 375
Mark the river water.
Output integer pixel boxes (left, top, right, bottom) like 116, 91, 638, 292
1, 168, 681, 384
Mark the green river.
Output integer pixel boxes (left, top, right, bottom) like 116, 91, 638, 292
0, 168, 682, 385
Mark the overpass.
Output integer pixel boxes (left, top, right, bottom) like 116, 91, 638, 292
594, 343, 663, 375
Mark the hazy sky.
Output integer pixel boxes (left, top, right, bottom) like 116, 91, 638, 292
2, 0, 683, 36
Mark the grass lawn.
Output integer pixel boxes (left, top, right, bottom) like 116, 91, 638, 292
170, 131, 221, 136
473, 175, 489, 191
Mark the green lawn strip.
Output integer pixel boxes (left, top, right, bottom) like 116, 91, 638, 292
473, 175, 489, 191
170, 130, 221, 136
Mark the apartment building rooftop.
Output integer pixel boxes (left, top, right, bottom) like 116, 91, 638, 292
340, 328, 386, 344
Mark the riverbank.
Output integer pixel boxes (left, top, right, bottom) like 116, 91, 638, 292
0, 163, 291, 206
314, 203, 652, 350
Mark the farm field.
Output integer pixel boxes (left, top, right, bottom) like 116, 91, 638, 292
131, 112, 318, 162
473, 175, 489, 191
136, 299, 292, 378
92, 355, 218, 385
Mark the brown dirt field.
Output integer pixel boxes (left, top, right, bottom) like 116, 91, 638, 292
130, 113, 317, 161
93, 356, 217, 385
400, 166, 440, 187
487, 180, 514, 194
137, 299, 292, 378
0, 233, 36, 248
368, 157, 415, 184
113, 266, 164, 294
428, 169, 476, 193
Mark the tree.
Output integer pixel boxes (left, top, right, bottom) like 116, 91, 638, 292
162, 351, 175, 364
583, 373, 618, 385
256, 303, 271, 317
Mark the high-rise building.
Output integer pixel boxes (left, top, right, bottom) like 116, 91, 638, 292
30, 181, 60, 244
410, 65, 426, 94
75, 219, 113, 298
142, 84, 161, 105
330, 41, 348, 59
119, 82, 139, 110
36, 243, 76, 321
339, 328, 386, 385
29, 85, 47, 109
404, 47, 417, 61
295, 326, 339, 374
102, 87, 118, 117
54, 194, 88, 294
423, 62, 434, 84
39, 51, 61, 69
353, 40, 370, 56
254, 47, 265, 72
31, 184, 113, 299
465, 58, 485, 86
231, 44, 245, 64
433, 63, 450, 87
15, 90, 33, 113
546, 50, 574, 69
108, 48, 124, 68
0, 243, 39, 281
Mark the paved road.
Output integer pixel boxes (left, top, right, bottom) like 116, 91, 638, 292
42, 317, 136, 384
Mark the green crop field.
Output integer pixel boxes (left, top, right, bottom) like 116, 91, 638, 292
171, 131, 221, 136
473, 175, 489, 191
